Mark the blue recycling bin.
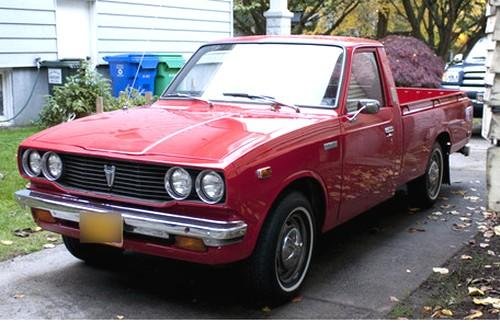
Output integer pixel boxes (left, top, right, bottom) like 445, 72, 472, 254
104, 54, 159, 97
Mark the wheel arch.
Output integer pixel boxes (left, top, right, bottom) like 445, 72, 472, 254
266, 174, 327, 235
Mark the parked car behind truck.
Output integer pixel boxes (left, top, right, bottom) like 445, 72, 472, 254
15, 36, 473, 303
442, 37, 487, 118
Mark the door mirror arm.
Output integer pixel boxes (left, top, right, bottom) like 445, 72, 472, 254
345, 99, 381, 122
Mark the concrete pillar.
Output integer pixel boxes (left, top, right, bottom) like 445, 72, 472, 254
483, 1, 500, 211
264, 0, 293, 35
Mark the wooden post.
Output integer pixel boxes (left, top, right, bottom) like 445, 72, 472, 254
145, 91, 153, 104
95, 96, 104, 114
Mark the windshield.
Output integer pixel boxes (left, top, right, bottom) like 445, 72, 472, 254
165, 43, 345, 108
465, 37, 487, 63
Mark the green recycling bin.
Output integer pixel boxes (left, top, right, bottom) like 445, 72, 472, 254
154, 54, 185, 96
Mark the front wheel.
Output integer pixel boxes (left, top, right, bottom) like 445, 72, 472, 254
246, 192, 315, 305
62, 236, 123, 266
408, 143, 444, 208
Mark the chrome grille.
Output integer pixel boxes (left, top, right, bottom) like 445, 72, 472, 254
60, 154, 172, 201
463, 71, 485, 86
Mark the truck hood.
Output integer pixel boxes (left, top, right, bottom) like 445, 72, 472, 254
33, 104, 328, 162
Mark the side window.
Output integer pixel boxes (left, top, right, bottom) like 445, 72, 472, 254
346, 52, 384, 113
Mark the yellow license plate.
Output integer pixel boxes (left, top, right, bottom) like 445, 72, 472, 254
79, 212, 123, 247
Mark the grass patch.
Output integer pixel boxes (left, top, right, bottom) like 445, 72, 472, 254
0, 126, 61, 261
388, 303, 414, 319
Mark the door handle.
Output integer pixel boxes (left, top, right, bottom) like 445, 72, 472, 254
384, 126, 394, 137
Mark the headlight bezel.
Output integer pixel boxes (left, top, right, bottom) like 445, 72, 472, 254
195, 170, 225, 204
41, 151, 63, 181
164, 166, 193, 200
21, 149, 42, 177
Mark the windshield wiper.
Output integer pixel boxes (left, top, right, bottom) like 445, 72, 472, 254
223, 92, 300, 113
162, 93, 213, 107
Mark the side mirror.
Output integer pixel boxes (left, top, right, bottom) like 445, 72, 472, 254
358, 99, 381, 114
453, 53, 463, 63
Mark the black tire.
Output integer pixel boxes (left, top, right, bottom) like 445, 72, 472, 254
408, 142, 444, 208
62, 236, 123, 266
246, 191, 315, 305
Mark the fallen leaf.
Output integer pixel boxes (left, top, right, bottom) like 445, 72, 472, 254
390, 296, 400, 302
433, 267, 449, 274
292, 295, 303, 303
461, 255, 473, 260
487, 250, 496, 256
479, 243, 489, 248
494, 225, 500, 236
14, 230, 30, 238
484, 231, 494, 238
473, 297, 500, 308
422, 306, 433, 314
46, 236, 58, 242
1, 240, 13, 246
440, 204, 451, 209
459, 217, 472, 222
440, 309, 453, 317
464, 310, 483, 320
261, 306, 272, 313
43, 243, 55, 249
468, 287, 485, 296
33, 226, 42, 232
432, 211, 443, 216
13, 294, 24, 299
448, 210, 460, 215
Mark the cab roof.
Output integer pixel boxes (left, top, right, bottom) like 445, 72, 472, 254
207, 35, 383, 48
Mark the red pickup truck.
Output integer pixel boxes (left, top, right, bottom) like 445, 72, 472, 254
15, 36, 472, 302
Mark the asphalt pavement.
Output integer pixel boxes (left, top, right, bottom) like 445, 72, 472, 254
0, 136, 490, 319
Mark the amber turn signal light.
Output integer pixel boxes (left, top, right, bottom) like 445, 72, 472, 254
174, 236, 207, 252
32, 208, 56, 223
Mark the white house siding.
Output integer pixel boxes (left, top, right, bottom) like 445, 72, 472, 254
0, 0, 57, 68
95, 0, 233, 63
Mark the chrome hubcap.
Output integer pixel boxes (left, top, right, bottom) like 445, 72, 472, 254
275, 208, 312, 291
281, 227, 304, 271
427, 150, 442, 199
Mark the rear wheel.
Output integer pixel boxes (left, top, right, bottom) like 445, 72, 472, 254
408, 143, 444, 208
62, 236, 123, 266
246, 192, 315, 305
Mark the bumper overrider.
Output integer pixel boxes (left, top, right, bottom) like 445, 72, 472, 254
14, 189, 247, 247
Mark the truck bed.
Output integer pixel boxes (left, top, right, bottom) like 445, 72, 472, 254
396, 87, 472, 186
397, 87, 465, 112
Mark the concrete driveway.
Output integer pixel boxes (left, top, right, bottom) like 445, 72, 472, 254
0, 136, 490, 319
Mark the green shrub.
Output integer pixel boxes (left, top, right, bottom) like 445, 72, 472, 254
38, 61, 152, 127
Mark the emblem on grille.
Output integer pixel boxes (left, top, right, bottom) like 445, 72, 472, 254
104, 165, 116, 187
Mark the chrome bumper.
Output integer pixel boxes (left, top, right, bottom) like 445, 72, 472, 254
14, 189, 247, 247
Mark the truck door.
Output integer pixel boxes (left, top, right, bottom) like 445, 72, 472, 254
339, 49, 402, 222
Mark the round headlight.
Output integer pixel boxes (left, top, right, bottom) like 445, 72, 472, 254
42, 152, 63, 181
195, 170, 224, 204
165, 167, 192, 200
22, 149, 42, 177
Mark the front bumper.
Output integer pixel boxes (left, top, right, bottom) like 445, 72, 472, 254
14, 189, 247, 247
